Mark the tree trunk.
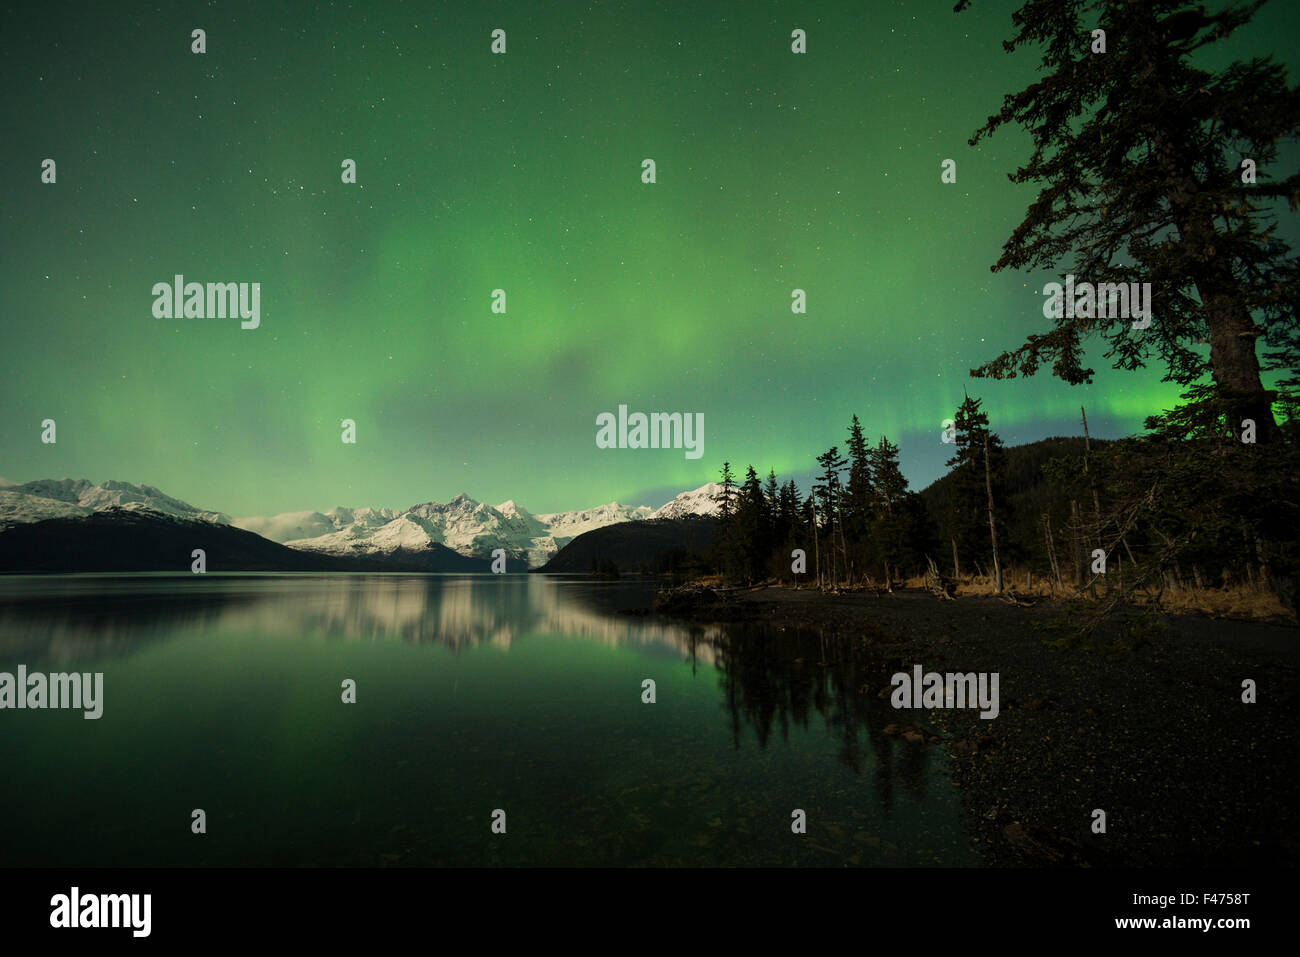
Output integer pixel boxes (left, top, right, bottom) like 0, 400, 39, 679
1132, 10, 1280, 442
836, 500, 850, 588
827, 497, 837, 587
811, 499, 821, 590
1198, 257, 1278, 441
1070, 500, 1086, 587
1043, 513, 1063, 589
1253, 530, 1272, 588
1081, 406, 1104, 551
983, 432, 1003, 593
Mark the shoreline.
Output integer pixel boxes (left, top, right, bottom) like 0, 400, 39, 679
649, 584, 1300, 867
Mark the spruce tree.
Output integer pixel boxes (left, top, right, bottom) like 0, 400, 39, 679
776, 479, 802, 558
801, 493, 820, 586
869, 436, 912, 586
946, 394, 1006, 580
735, 465, 768, 582
763, 469, 780, 520
713, 462, 737, 519
844, 415, 873, 581
961, 0, 1300, 441
814, 447, 848, 587
712, 462, 740, 581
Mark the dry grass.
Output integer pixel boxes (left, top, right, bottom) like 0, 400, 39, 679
688, 573, 729, 588
899, 572, 1075, 600
901, 570, 1295, 621
702, 569, 1295, 622
1133, 582, 1294, 620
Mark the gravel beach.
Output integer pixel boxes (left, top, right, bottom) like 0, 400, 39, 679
651, 585, 1300, 867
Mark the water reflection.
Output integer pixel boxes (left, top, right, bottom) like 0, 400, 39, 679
0, 573, 970, 865
0, 575, 942, 799
0, 574, 723, 661
688, 624, 935, 810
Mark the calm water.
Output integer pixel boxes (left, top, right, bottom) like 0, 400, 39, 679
0, 574, 976, 866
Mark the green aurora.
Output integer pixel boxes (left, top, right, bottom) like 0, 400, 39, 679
3, 0, 1298, 516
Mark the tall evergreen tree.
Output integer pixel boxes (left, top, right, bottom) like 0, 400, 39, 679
735, 465, 768, 582
712, 462, 741, 580
762, 468, 781, 577
814, 446, 848, 587
713, 462, 737, 519
763, 469, 780, 519
869, 436, 908, 513
844, 415, 873, 580
868, 436, 923, 586
776, 479, 802, 556
961, 0, 1300, 441
946, 394, 1005, 579
800, 492, 819, 585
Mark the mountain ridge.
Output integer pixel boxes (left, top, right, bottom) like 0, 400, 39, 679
0, 477, 723, 569
0, 507, 490, 573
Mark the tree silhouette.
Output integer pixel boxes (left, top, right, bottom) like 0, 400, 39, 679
963, 0, 1300, 441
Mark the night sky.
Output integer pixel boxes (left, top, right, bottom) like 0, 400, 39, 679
4, 0, 1298, 517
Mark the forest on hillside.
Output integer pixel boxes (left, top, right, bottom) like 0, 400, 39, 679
698, 0, 1300, 618
701, 395, 1298, 621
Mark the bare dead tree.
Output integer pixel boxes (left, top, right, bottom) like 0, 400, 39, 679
983, 431, 1003, 593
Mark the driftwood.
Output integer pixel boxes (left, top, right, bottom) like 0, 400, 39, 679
997, 590, 1036, 607
924, 556, 956, 600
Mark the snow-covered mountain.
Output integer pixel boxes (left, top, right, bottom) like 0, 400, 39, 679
241, 494, 659, 568
0, 490, 93, 529
1, 476, 721, 567
0, 479, 231, 529
234, 506, 400, 544
650, 482, 722, 519
535, 501, 654, 542
238, 486, 722, 568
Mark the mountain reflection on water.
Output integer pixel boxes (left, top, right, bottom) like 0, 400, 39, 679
0, 574, 975, 866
